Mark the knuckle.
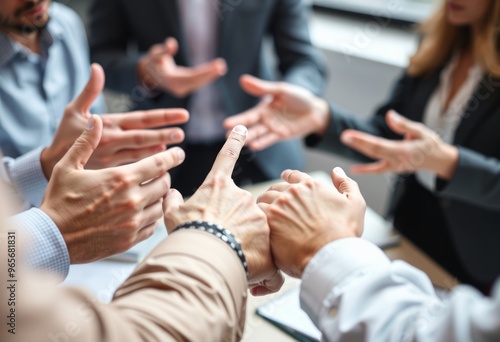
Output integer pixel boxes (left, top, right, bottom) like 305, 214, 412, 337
211, 174, 230, 189
303, 179, 317, 189
133, 133, 145, 146
123, 195, 143, 211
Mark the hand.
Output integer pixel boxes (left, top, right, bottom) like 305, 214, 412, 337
340, 110, 459, 180
223, 75, 329, 151
41, 64, 189, 179
40, 115, 185, 264
163, 125, 284, 296
137, 37, 227, 98
258, 168, 366, 278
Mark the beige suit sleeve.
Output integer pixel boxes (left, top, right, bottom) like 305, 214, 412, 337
1, 230, 248, 342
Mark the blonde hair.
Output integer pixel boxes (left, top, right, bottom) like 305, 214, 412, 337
407, 0, 500, 77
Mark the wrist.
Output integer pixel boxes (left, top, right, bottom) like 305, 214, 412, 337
40, 146, 60, 180
433, 143, 459, 180
172, 221, 248, 276
312, 97, 330, 137
137, 57, 158, 89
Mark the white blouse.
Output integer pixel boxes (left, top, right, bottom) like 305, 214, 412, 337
416, 54, 483, 190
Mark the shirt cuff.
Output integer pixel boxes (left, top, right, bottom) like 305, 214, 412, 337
300, 238, 391, 326
4, 147, 48, 207
10, 208, 70, 279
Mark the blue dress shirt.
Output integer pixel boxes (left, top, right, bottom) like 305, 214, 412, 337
1, 150, 69, 279
0, 2, 105, 158
9, 208, 70, 279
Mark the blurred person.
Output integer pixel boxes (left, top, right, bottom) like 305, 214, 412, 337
90, 0, 327, 195
225, 0, 500, 292
1, 63, 188, 208
0, 123, 284, 342
259, 168, 500, 341
0, 0, 107, 158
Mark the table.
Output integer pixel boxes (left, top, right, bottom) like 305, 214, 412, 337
63, 172, 457, 342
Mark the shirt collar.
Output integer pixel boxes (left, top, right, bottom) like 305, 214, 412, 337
0, 4, 64, 68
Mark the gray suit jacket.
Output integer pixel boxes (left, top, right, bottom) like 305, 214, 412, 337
306, 70, 500, 284
89, 0, 327, 178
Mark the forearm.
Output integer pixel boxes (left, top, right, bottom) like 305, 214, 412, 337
306, 103, 395, 163
274, 0, 327, 97
436, 146, 500, 211
6, 229, 247, 342
111, 230, 248, 341
301, 238, 500, 342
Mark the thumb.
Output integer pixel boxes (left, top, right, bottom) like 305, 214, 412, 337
331, 167, 361, 198
386, 110, 423, 138
72, 64, 105, 114
164, 37, 179, 56
240, 74, 282, 98
163, 189, 185, 233
59, 115, 103, 171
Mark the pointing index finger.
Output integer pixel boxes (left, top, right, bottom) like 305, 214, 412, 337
208, 125, 248, 178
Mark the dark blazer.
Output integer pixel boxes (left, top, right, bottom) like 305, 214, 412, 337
89, 0, 327, 179
307, 70, 500, 285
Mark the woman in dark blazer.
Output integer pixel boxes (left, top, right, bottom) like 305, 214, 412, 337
225, 0, 500, 292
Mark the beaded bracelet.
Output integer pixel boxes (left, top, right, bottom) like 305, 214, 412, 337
172, 221, 248, 276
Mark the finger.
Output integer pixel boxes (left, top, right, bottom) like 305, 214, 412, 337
246, 123, 271, 143
183, 58, 227, 88
351, 160, 390, 174
60, 115, 103, 170
208, 125, 247, 178
257, 202, 270, 213
386, 110, 424, 138
163, 189, 185, 233
256, 190, 281, 205
331, 167, 363, 199
124, 147, 186, 183
141, 172, 172, 207
164, 37, 179, 56
72, 64, 105, 114
240, 74, 282, 97
249, 132, 281, 151
280, 169, 312, 184
267, 182, 291, 193
250, 271, 285, 296
223, 107, 263, 130
341, 130, 397, 160
104, 128, 185, 150
138, 200, 164, 229
116, 109, 189, 130
98, 145, 165, 167
135, 222, 158, 245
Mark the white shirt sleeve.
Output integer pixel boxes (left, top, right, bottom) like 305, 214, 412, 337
1, 147, 48, 208
300, 238, 500, 342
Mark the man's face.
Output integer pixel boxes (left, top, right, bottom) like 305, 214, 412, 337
0, 0, 51, 34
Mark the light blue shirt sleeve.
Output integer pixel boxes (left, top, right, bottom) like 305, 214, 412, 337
9, 208, 70, 279
300, 238, 500, 342
1, 147, 48, 208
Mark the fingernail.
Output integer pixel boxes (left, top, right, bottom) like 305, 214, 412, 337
176, 148, 185, 162
390, 110, 400, 123
171, 131, 182, 141
334, 167, 347, 177
233, 125, 247, 136
341, 135, 353, 144
86, 115, 95, 130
